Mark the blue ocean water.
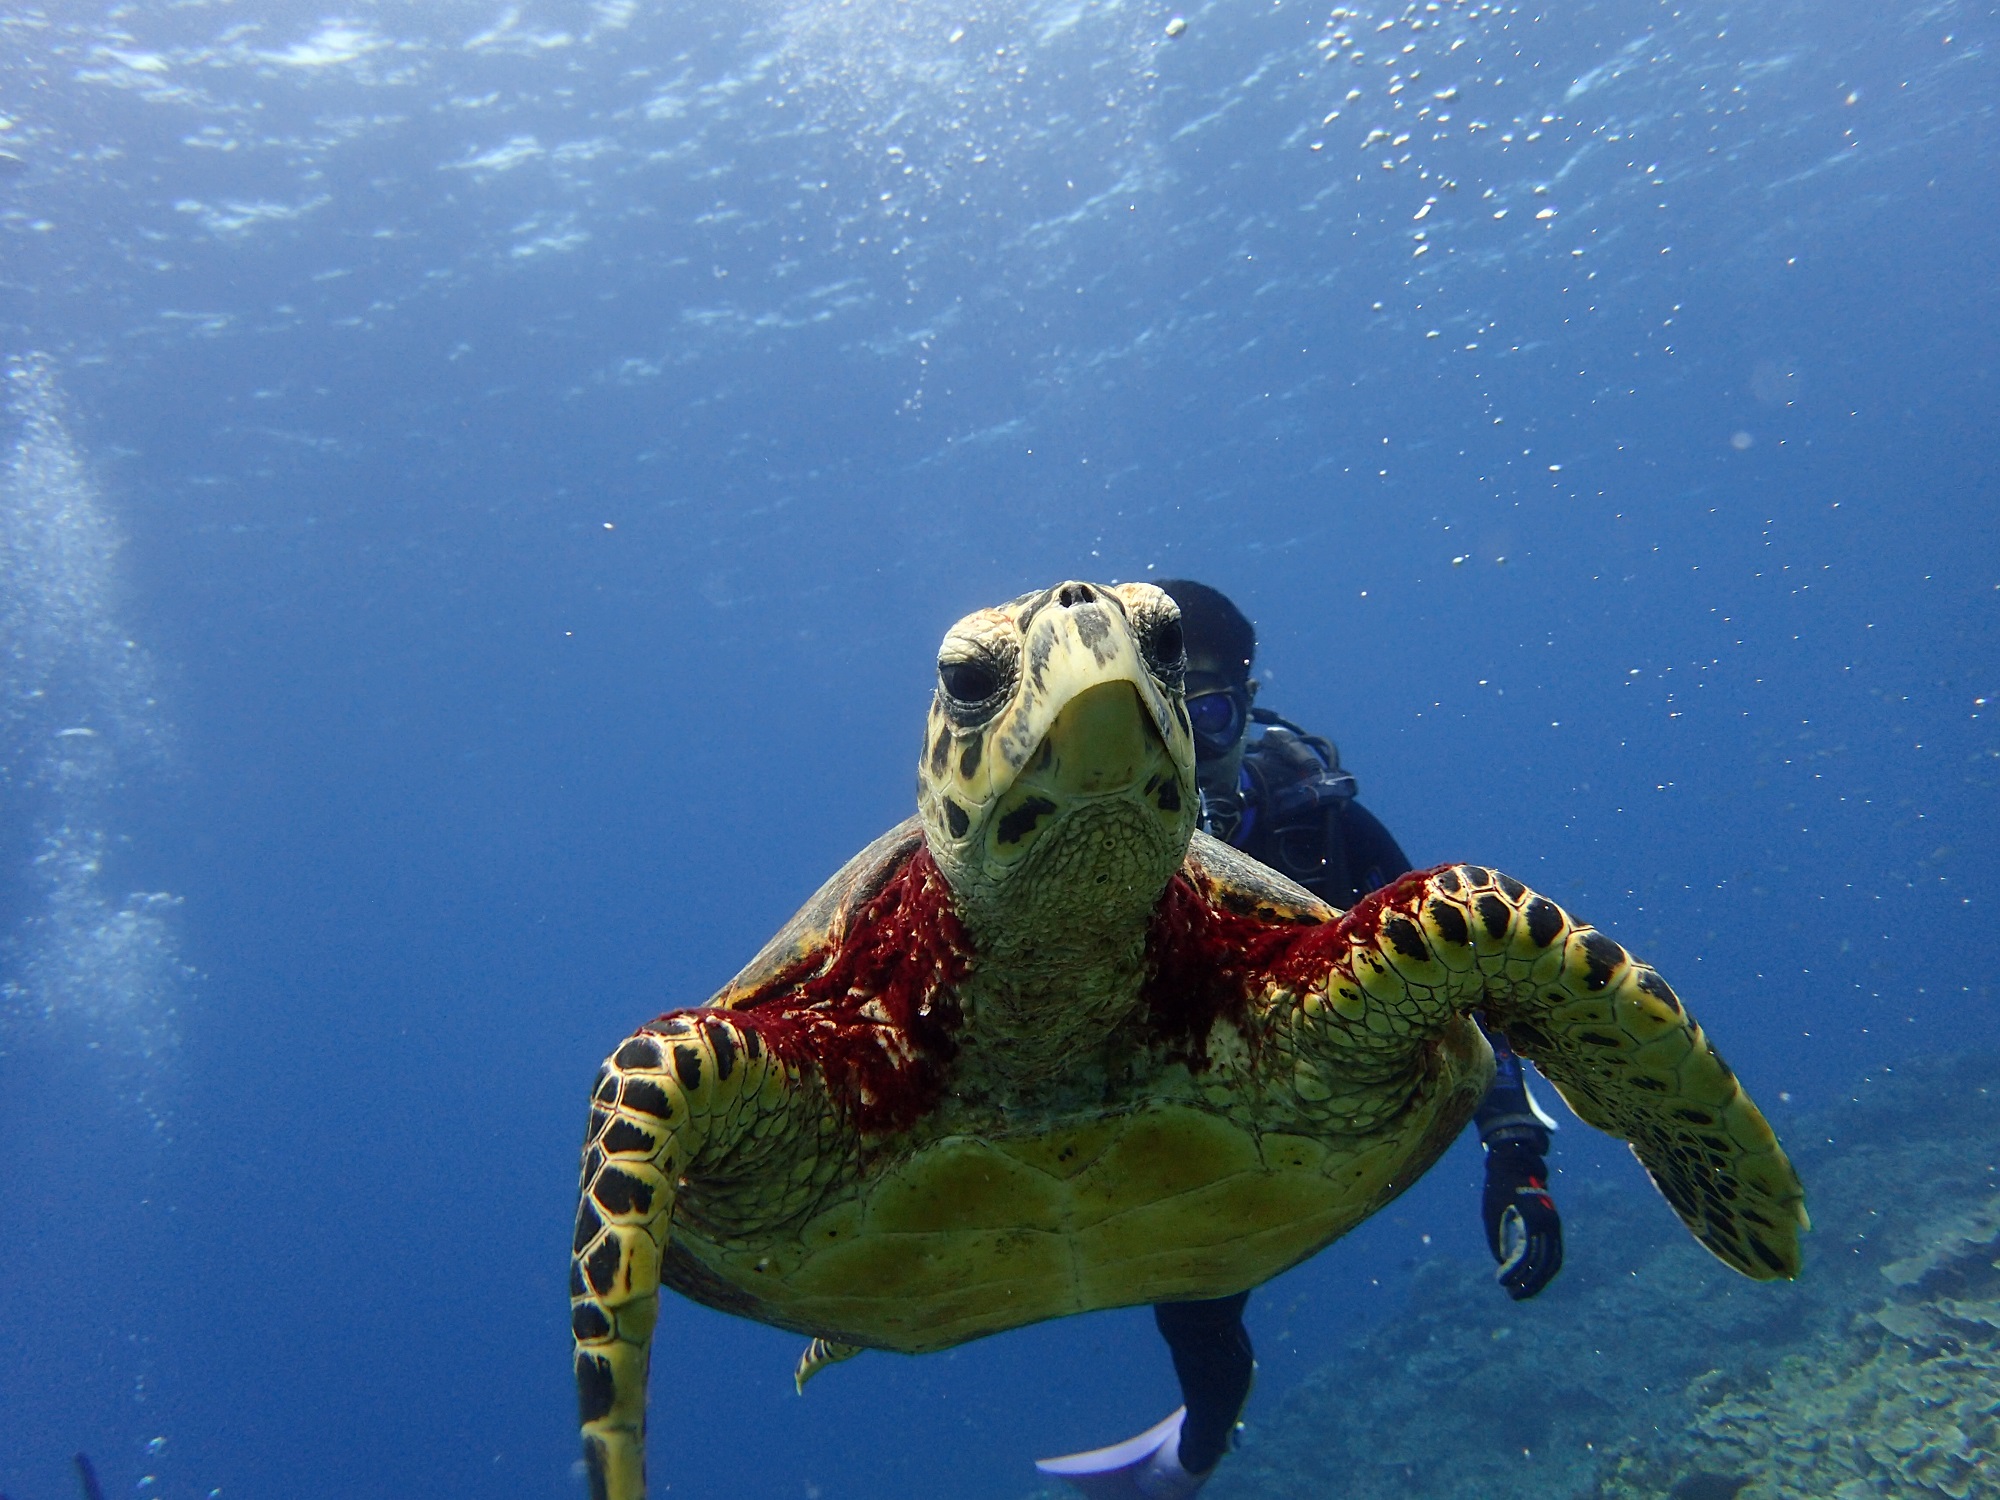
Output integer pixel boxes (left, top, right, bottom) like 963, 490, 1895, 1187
0, 0, 1993, 1496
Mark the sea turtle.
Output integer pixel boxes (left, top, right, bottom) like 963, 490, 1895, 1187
569, 580, 1807, 1500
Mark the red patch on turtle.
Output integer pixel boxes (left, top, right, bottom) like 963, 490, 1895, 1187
1142, 874, 1302, 1065
647, 845, 969, 1137
1321, 866, 1449, 955
1141, 864, 1455, 1064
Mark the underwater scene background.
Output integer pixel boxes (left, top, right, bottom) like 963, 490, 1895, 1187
0, 0, 1994, 1497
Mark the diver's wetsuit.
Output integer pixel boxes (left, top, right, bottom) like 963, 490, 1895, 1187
1204, 720, 1412, 913
1151, 718, 1549, 1476
1154, 1294, 1256, 1474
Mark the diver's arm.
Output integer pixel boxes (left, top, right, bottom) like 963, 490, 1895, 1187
1472, 1025, 1563, 1298
1338, 798, 1413, 896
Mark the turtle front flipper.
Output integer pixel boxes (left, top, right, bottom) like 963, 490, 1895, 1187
1292, 864, 1808, 1280
571, 1014, 819, 1500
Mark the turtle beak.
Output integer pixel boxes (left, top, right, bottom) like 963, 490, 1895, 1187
1034, 681, 1160, 798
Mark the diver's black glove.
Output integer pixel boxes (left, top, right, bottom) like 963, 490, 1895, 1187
1481, 1139, 1563, 1300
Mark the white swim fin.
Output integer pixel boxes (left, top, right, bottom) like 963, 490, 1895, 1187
1035, 1408, 1209, 1500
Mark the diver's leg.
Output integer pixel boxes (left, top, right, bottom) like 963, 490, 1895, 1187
1153, 1292, 1254, 1473
1034, 1292, 1253, 1497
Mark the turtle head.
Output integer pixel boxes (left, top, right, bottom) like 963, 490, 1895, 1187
916, 581, 1198, 933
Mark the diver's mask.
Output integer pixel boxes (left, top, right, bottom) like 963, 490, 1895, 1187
1186, 685, 1251, 760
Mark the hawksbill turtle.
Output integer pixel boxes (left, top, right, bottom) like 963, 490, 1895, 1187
569, 580, 1807, 1499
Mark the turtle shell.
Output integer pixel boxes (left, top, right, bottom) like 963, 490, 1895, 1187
639, 825, 1492, 1354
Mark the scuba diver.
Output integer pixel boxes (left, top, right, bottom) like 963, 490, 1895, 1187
1036, 579, 1563, 1499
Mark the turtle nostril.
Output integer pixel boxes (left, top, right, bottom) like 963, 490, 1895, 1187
1057, 583, 1096, 608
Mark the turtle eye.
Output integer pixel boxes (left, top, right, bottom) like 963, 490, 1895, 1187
1145, 617, 1185, 672
939, 658, 1000, 706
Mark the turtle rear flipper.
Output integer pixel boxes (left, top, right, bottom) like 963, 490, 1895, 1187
1298, 864, 1809, 1281
793, 1336, 861, 1392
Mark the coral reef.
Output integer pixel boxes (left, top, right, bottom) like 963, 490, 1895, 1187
1660, 1185, 2000, 1500
1020, 1053, 2000, 1500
